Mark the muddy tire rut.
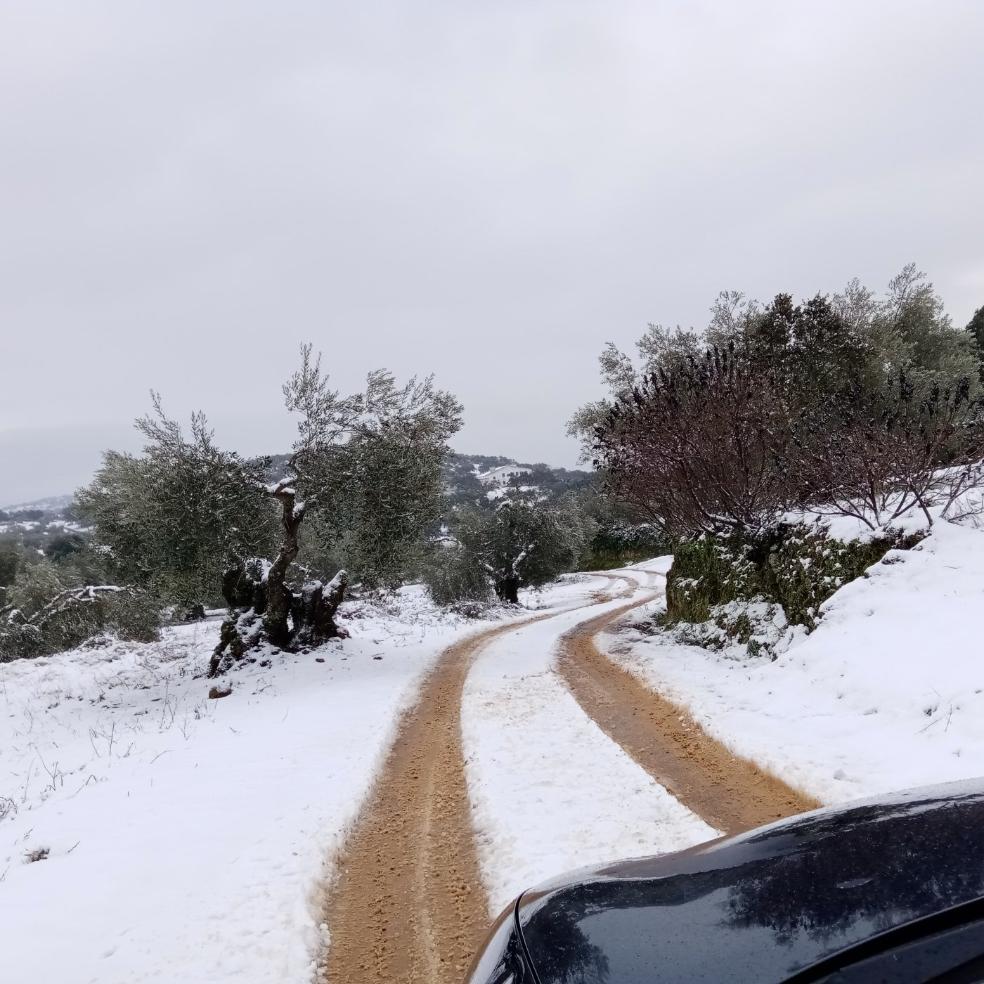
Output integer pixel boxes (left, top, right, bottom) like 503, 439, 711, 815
557, 588, 820, 834
320, 611, 556, 984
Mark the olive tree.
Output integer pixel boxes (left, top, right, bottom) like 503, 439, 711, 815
453, 498, 595, 604
1, 559, 160, 662
210, 345, 462, 674
77, 396, 277, 613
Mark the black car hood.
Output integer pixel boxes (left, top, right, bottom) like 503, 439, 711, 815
516, 779, 984, 983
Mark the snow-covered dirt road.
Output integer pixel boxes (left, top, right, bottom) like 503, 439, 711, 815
3, 560, 854, 984
322, 565, 815, 983
319, 610, 557, 984
320, 575, 660, 983
461, 570, 718, 918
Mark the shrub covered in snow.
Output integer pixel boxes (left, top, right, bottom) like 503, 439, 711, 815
662, 522, 924, 657
759, 525, 925, 628
658, 598, 801, 660
664, 535, 759, 625
0, 559, 161, 662
577, 519, 670, 571
421, 543, 493, 607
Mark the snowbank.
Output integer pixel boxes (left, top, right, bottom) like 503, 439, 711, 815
603, 521, 984, 806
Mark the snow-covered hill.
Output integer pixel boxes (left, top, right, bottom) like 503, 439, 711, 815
0, 453, 593, 558
0, 496, 88, 553
474, 463, 531, 486
1, 493, 75, 514
443, 452, 592, 508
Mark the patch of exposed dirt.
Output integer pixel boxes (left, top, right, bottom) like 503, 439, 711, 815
557, 591, 820, 835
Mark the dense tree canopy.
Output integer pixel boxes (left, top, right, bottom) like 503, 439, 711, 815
583, 267, 984, 535
968, 304, 984, 363
77, 396, 277, 611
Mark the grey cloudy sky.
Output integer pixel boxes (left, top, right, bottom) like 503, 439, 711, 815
1, 1, 983, 504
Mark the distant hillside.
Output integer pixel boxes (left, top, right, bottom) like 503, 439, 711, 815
443, 453, 595, 508
0, 454, 596, 555
1, 493, 75, 514
261, 451, 593, 508
0, 495, 88, 556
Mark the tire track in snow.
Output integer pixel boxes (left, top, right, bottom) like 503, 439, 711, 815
557, 574, 820, 834
461, 575, 718, 916
318, 578, 621, 984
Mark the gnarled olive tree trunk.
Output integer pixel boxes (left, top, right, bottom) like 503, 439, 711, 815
263, 485, 303, 648
494, 575, 520, 605
209, 485, 348, 677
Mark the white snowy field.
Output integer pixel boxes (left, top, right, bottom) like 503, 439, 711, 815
602, 519, 984, 807
0, 589, 489, 984
463, 566, 718, 916
7, 527, 983, 983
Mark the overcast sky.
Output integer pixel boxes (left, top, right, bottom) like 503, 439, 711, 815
2, 1, 983, 504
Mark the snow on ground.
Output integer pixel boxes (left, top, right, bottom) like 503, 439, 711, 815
12, 526, 979, 981
485, 484, 539, 501
463, 568, 718, 916
625, 555, 674, 581
0, 588, 486, 984
474, 464, 532, 487
602, 520, 984, 807
518, 570, 613, 610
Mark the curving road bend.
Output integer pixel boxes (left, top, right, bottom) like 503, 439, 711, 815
320, 569, 817, 983
557, 574, 819, 834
